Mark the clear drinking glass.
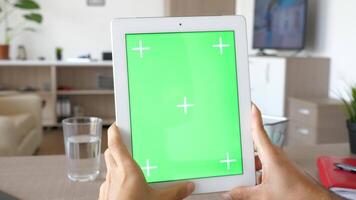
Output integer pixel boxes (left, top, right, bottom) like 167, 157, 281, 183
62, 117, 102, 182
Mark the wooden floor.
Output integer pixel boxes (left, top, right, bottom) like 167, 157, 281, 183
36, 128, 109, 155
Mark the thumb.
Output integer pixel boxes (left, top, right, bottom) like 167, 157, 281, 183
223, 186, 259, 200
159, 182, 195, 200
250, 104, 275, 162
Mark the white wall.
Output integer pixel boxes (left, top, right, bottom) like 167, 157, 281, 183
236, 0, 356, 98
10, 0, 166, 60
307, 0, 356, 98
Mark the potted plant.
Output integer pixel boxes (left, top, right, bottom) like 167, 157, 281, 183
341, 86, 356, 154
0, 0, 43, 59
56, 47, 63, 61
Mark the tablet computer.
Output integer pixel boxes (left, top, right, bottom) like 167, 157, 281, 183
111, 16, 255, 194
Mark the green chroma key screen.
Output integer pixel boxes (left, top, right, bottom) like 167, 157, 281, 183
125, 31, 243, 183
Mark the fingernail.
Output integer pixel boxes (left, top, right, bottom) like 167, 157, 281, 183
186, 182, 195, 193
252, 103, 257, 111
222, 193, 232, 200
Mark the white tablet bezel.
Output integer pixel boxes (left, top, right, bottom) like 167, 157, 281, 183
111, 16, 255, 194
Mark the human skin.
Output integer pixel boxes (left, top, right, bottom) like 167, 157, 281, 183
221, 105, 341, 200
98, 124, 194, 200
99, 105, 341, 200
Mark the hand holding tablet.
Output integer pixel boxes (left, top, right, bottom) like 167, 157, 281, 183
111, 16, 255, 194
99, 125, 195, 200
100, 106, 339, 200
103, 17, 339, 198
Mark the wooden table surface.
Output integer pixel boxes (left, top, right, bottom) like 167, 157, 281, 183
0, 143, 352, 200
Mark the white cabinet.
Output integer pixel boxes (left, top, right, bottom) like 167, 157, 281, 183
249, 58, 286, 116
249, 56, 330, 117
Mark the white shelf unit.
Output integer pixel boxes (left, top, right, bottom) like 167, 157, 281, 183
0, 61, 114, 127
57, 90, 114, 95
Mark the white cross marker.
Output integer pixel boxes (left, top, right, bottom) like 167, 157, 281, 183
212, 36, 230, 55
141, 159, 157, 177
132, 40, 150, 58
220, 152, 236, 170
176, 96, 194, 115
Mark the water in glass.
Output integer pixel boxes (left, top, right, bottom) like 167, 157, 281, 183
65, 135, 101, 181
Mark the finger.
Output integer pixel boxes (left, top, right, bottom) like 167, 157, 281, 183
104, 149, 116, 175
159, 182, 195, 200
107, 124, 132, 164
250, 104, 274, 161
223, 186, 258, 200
98, 181, 108, 200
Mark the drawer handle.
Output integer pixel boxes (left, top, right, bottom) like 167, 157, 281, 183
298, 108, 310, 115
297, 128, 310, 135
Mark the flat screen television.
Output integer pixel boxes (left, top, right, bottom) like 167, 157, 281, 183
253, 0, 307, 50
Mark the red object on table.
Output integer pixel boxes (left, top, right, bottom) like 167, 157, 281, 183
317, 156, 356, 189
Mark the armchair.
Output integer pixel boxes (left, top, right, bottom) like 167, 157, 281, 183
0, 94, 43, 156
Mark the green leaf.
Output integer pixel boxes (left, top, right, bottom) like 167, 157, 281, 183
14, 0, 40, 9
342, 98, 354, 120
23, 13, 42, 23
350, 86, 356, 122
